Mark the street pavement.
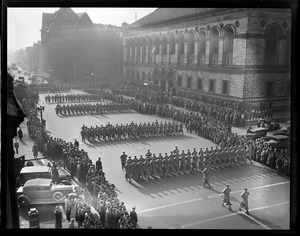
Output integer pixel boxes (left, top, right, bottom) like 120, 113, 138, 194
15, 89, 290, 229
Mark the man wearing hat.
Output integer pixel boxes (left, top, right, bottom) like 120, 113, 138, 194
130, 206, 138, 224
239, 188, 250, 214
222, 185, 232, 210
120, 152, 127, 170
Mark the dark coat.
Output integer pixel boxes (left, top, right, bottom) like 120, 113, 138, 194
54, 209, 62, 228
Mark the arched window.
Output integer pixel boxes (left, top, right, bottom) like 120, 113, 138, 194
198, 31, 206, 65
223, 27, 234, 65
264, 26, 279, 65
178, 33, 184, 65
210, 29, 219, 65
161, 36, 167, 55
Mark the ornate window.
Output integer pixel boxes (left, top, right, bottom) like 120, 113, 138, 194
169, 35, 175, 54
222, 80, 229, 94
198, 31, 206, 65
223, 27, 234, 65
187, 77, 192, 88
210, 29, 219, 65
264, 26, 279, 65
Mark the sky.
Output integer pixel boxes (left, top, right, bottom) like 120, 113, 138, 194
7, 7, 157, 52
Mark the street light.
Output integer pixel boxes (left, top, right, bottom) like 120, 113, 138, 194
37, 105, 45, 153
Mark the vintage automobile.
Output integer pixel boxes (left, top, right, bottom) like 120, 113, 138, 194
19, 166, 72, 186
266, 129, 288, 137
17, 178, 76, 207
246, 127, 269, 140
264, 135, 290, 149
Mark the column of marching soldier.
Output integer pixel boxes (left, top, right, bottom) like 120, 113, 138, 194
55, 103, 132, 116
121, 142, 252, 183
45, 93, 105, 103
80, 120, 184, 142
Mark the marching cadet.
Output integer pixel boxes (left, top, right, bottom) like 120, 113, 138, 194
241, 145, 247, 164
192, 152, 199, 172
132, 156, 139, 181
179, 150, 186, 174
198, 149, 204, 171
173, 152, 180, 175
145, 150, 152, 158
124, 160, 132, 183
168, 152, 175, 175
150, 155, 157, 178
219, 147, 225, 166
162, 153, 169, 177
138, 155, 146, 180
211, 148, 217, 168
215, 148, 221, 166
228, 146, 233, 166
224, 147, 229, 166
192, 148, 198, 156
234, 145, 241, 164
156, 154, 163, 177
202, 165, 211, 189
222, 184, 232, 210
245, 143, 253, 164
239, 188, 250, 214
185, 152, 192, 173
174, 146, 179, 154
144, 157, 151, 179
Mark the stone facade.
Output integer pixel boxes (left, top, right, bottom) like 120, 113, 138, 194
123, 8, 291, 115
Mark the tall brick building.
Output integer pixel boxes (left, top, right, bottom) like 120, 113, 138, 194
41, 8, 123, 83
123, 8, 291, 119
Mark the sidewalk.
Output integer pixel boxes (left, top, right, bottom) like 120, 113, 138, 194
16, 118, 98, 229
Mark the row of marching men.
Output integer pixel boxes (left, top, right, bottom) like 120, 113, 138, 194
55, 102, 131, 116
80, 121, 184, 143
122, 144, 252, 182
45, 93, 105, 103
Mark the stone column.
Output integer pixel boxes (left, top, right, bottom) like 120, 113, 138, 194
140, 45, 143, 63
205, 40, 210, 64
184, 42, 188, 65
194, 41, 198, 65
218, 39, 223, 65
129, 46, 132, 62
166, 43, 170, 65
123, 46, 127, 62
134, 46, 138, 63
175, 42, 179, 65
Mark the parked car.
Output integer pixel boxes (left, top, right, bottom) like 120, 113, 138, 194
264, 135, 290, 149
246, 127, 269, 140
267, 129, 288, 137
17, 178, 76, 207
19, 166, 71, 186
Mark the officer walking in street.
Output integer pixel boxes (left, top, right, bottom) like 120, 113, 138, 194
222, 184, 232, 210
120, 152, 128, 170
202, 165, 211, 188
239, 188, 250, 214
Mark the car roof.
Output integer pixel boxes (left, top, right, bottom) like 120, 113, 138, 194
251, 127, 269, 132
23, 178, 52, 187
20, 166, 51, 174
272, 135, 290, 140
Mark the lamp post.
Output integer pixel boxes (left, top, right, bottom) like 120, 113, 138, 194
37, 105, 45, 153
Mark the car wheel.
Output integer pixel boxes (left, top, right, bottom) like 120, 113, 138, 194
52, 191, 64, 201
18, 196, 29, 207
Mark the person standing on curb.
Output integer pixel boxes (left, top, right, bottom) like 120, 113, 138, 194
239, 188, 250, 214
54, 205, 63, 229
18, 128, 23, 142
14, 140, 19, 154
65, 194, 72, 222
222, 184, 232, 210
32, 142, 39, 159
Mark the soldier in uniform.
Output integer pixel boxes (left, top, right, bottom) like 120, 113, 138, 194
145, 150, 152, 158
241, 145, 247, 164
192, 152, 199, 172
138, 156, 145, 180
150, 154, 158, 178
144, 157, 152, 179
185, 152, 192, 173
202, 165, 211, 188
156, 154, 163, 177
211, 148, 217, 168
162, 153, 169, 177
168, 152, 175, 175
173, 152, 180, 175
124, 160, 132, 183
198, 148, 204, 171
179, 150, 186, 174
